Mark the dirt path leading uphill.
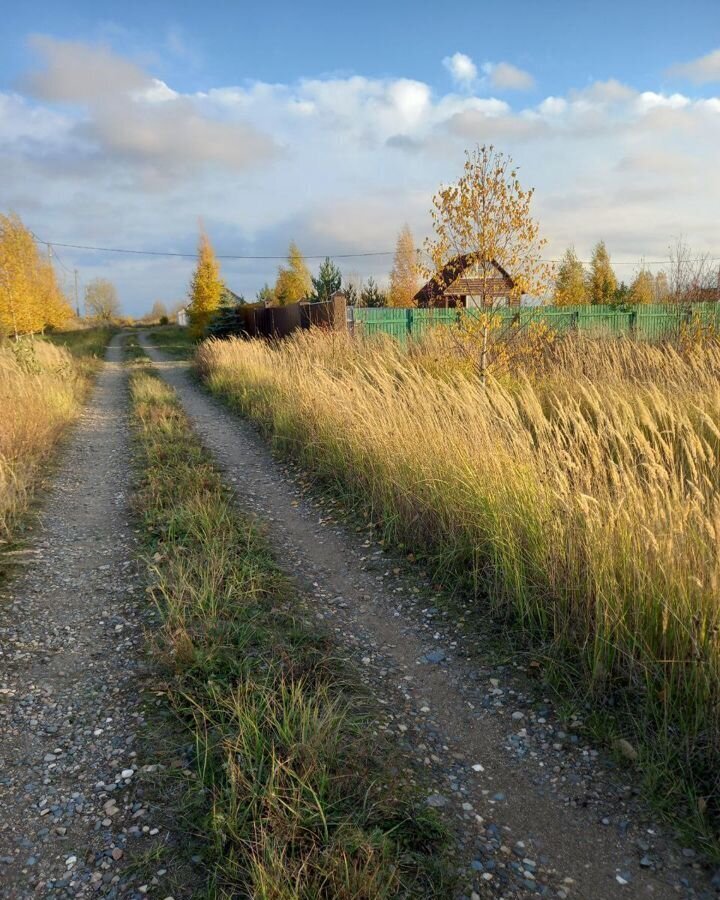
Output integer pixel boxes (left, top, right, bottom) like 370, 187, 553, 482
0, 336, 189, 899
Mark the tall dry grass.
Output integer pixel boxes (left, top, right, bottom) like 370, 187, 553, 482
0, 340, 93, 546
198, 329, 720, 843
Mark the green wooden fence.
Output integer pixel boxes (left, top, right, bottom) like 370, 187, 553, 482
351, 303, 720, 342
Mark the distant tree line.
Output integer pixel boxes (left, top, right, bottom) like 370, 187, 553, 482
554, 238, 718, 306
185, 224, 424, 333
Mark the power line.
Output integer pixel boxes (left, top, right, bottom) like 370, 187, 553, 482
31, 233, 720, 267
32, 235, 395, 260
47, 244, 73, 274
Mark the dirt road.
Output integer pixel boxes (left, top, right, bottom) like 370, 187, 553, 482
139, 333, 716, 900
0, 336, 187, 899
1, 331, 714, 898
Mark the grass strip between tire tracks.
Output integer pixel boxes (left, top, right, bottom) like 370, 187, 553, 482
128, 356, 452, 898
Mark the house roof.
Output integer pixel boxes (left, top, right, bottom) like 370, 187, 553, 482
414, 255, 514, 305
222, 287, 246, 305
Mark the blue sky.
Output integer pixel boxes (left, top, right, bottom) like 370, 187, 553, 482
2, 1, 720, 314
3, 0, 719, 95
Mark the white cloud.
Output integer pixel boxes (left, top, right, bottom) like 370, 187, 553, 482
484, 61, 535, 91
668, 48, 720, 84
22, 36, 278, 180
443, 52, 477, 88
3, 40, 720, 315
635, 91, 690, 113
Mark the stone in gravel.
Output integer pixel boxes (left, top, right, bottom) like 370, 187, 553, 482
425, 793, 449, 808
422, 649, 445, 664
614, 739, 638, 762
120, 769, 134, 779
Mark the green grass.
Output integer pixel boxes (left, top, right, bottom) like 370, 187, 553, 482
45, 325, 116, 359
146, 325, 196, 359
129, 359, 451, 898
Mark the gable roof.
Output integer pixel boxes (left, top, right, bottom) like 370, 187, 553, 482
414, 255, 514, 305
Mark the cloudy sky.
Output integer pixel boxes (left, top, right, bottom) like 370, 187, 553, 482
2, 0, 720, 315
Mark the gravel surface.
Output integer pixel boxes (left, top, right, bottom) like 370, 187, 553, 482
141, 334, 719, 900
0, 336, 190, 899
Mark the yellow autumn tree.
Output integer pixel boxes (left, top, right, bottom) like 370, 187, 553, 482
629, 267, 654, 304
188, 229, 224, 338
553, 246, 587, 306
0, 213, 72, 336
274, 242, 312, 305
587, 241, 617, 305
388, 225, 419, 308
424, 144, 552, 381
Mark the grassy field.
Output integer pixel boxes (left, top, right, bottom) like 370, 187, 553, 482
145, 324, 196, 359
129, 355, 451, 897
0, 327, 113, 557
45, 325, 115, 359
197, 329, 720, 850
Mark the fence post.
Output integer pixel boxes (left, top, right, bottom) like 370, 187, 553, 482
629, 309, 637, 338
573, 311, 580, 331
406, 308, 413, 337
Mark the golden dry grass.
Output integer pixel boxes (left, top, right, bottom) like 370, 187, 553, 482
198, 329, 720, 841
0, 340, 92, 545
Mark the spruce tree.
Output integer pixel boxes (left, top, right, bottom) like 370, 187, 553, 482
311, 257, 342, 302
360, 277, 386, 307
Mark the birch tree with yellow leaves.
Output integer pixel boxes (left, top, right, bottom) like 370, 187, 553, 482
274, 242, 312, 305
0, 213, 73, 337
424, 145, 552, 381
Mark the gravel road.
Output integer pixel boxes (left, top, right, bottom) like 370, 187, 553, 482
0, 336, 189, 899
140, 333, 718, 900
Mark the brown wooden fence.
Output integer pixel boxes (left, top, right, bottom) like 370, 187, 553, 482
223, 295, 347, 340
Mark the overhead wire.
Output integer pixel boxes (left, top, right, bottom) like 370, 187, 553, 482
30, 232, 720, 267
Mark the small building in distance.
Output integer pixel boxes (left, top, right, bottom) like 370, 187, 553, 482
176, 306, 189, 327
414, 254, 516, 308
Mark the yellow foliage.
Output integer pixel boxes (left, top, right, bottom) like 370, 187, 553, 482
0, 340, 87, 542
388, 225, 419, 308
553, 246, 587, 306
0, 213, 73, 336
198, 329, 720, 823
188, 230, 224, 338
587, 241, 617, 304
424, 144, 552, 302
274, 241, 312, 305
629, 268, 654, 305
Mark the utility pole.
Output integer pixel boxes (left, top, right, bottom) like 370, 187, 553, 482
74, 269, 80, 318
